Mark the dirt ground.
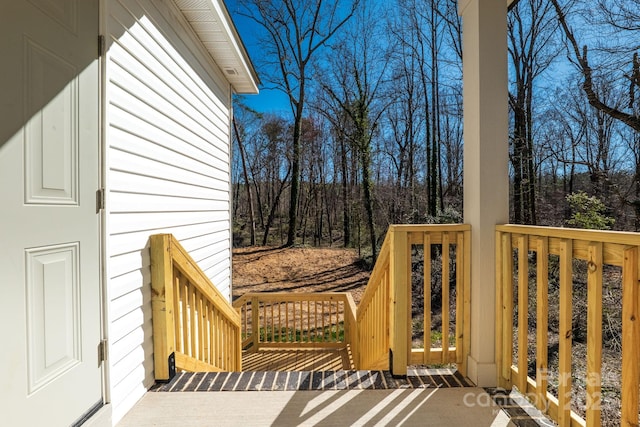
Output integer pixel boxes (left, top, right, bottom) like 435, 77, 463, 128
232, 246, 371, 304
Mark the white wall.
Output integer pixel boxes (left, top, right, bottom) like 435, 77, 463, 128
105, 0, 233, 422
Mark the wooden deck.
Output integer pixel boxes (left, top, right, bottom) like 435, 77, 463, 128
241, 346, 354, 371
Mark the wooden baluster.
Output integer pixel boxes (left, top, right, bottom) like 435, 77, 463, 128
455, 233, 462, 364
460, 229, 471, 378
322, 301, 325, 342
535, 237, 549, 415
336, 301, 340, 342
312, 301, 316, 342
622, 246, 639, 427
329, 301, 335, 342
338, 300, 341, 343
270, 301, 275, 342
180, 274, 189, 356
221, 320, 226, 370
262, 299, 267, 344
189, 284, 197, 358
209, 303, 215, 366
384, 266, 390, 354
442, 232, 450, 364
173, 272, 182, 354
252, 297, 259, 350
307, 300, 311, 342
244, 302, 249, 344
200, 298, 207, 363
424, 233, 432, 364
558, 239, 573, 427
500, 231, 514, 388
374, 289, 379, 362
229, 319, 233, 370
278, 301, 282, 343
338, 300, 341, 342
285, 301, 290, 342
227, 320, 232, 370
517, 235, 529, 392
293, 300, 297, 343
216, 309, 223, 367
198, 291, 205, 361
586, 242, 603, 427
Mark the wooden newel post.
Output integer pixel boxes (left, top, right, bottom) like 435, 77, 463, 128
622, 246, 639, 427
390, 227, 410, 376
150, 234, 177, 382
344, 293, 359, 369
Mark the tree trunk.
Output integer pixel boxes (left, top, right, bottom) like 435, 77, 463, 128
233, 119, 256, 245
361, 146, 377, 262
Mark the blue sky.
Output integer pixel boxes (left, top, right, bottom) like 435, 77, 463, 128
226, 1, 291, 114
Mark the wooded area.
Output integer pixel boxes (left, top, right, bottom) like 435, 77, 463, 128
230, 0, 640, 258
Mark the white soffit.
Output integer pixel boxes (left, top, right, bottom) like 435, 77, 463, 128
458, 0, 519, 15
173, 0, 259, 94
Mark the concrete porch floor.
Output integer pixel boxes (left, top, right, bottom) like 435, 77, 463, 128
117, 387, 517, 427
117, 369, 555, 427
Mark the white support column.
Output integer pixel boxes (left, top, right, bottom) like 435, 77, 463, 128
460, 0, 509, 387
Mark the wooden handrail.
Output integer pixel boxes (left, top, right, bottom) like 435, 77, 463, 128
496, 225, 640, 427
147, 224, 472, 378
356, 224, 471, 376
150, 234, 242, 381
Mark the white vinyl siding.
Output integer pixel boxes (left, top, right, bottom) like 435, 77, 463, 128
105, 0, 233, 423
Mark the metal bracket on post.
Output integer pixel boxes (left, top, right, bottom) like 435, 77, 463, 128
168, 352, 176, 381
389, 349, 394, 375
389, 349, 407, 379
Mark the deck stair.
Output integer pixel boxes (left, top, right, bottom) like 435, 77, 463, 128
150, 226, 471, 380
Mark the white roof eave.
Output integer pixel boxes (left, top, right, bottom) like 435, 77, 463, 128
173, 0, 259, 94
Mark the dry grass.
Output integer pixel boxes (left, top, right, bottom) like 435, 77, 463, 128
232, 246, 371, 304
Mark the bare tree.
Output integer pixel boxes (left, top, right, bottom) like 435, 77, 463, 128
550, 0, 640, 132
258, 116, 292, 245
316, 2, 390, 260
508, 0, 559, 224
233, 116, 256, 245
551, 0, 640, 227
238, 0, 360, 247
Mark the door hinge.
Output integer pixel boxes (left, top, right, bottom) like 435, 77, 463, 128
96, 188, 105, 213
98, 35, 106, 57
98, 339, 108, 364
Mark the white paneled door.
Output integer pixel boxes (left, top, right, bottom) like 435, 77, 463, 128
0, 0, 103, 425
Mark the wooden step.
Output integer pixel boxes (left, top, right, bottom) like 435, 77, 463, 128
150, 369, 472, 392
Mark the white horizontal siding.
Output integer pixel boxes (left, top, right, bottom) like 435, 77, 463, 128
109, 148, 230, 192
109, 224, 229, 258
105, 0, 233, 423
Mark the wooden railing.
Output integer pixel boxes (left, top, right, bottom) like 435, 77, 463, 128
150, 234, 242, 381
148, 224, 470, 379
356, 224, 471, 376
496, 225, 640, 427
232, 292, 357, 354
356, 232, 391, 370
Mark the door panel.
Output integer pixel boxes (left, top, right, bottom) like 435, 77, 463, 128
26, 243, 81, 394
25, 38, 79, 205
0, 0, 103, 425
